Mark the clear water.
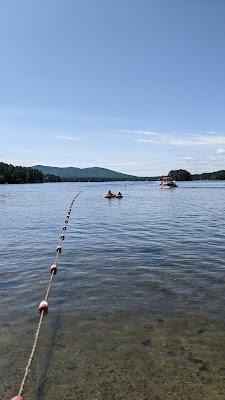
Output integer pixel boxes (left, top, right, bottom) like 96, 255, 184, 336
1, 181, 225, 399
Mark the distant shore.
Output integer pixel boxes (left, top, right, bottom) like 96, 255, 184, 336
1, 161, 225, 184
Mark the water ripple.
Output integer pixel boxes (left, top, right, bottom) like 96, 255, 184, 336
1, 180, 225, 319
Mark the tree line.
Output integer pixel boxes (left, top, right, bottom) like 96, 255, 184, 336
192, 170, 225, 180
0, 162, 44, 184
168, 169, 225, 181
45, 174, 159, 182
1, 162, 225, 184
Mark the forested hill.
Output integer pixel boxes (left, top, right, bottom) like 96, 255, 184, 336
0, 162, 44, 184
168, 169, 225, 181
32, 165, 139, 180
192, 170, 225, 180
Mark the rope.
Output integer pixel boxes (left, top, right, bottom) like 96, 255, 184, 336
44, 271, 55, 303
18, 311, 44, 396
15, 190, 82, 399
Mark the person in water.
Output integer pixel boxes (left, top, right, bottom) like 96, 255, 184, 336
105, 190, 115, 198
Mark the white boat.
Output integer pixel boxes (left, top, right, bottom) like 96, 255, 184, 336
160, 176, 177, 188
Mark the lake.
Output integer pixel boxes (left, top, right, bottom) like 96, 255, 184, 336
1, 181, 225, 399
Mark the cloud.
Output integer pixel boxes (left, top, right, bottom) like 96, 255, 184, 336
56, 135, 80, 141
121, 129, 225, 146
181, 155, 220, 165
183, 156, 194, 161
216, 148, 225, 155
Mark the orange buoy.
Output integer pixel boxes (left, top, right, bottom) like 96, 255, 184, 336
56, 245, 62, 253
50, 264, 57, 275
38, 300, 48, 314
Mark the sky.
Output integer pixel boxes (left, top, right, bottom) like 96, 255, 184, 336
0, 0, 225, 176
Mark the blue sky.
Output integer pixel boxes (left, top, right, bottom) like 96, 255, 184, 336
0, 0, 225, 176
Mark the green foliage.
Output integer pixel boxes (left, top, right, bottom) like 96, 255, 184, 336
0, 162, 44, 184
168, 169, 192, 181
168, 169, 225, 181
46, 175, 154, 182
192, 170, 225, 180
45, 174, 62, 182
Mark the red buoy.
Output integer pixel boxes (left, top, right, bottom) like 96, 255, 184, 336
38, 300, 48, 314
56, 245, 62, 253
11, 397, 24, 400
50, 264, 57, 275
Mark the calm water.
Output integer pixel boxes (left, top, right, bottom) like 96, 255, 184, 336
1, 181, 225, 399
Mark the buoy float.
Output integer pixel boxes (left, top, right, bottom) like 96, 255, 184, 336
50, 264, 57, 275
9, 191, 83, 400
56, 245, 62, 253
38, 300, 48, 314
11, 397, 24, 400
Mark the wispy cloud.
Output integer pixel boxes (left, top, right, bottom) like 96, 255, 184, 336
181, 155, 221, 165
56, 135, 81, 141
216, 148, 225, 155
183, 156, 194, 161
121, 129, 225, 146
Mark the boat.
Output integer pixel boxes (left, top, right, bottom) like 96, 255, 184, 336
160, 176, 177, 188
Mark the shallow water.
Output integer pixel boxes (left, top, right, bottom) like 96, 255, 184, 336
1, 181, 225, 399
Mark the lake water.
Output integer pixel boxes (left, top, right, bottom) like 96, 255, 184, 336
1, 181, 225, 399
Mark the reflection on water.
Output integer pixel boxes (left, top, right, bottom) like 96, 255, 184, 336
1, 181, 225, 399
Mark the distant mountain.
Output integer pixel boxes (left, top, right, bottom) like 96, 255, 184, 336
32, 165, 139, 180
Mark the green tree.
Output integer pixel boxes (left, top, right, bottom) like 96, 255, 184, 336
168, 169, 192, 181
0, 162, 44, 184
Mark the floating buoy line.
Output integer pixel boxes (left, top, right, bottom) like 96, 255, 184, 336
11, 190, 82, 400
